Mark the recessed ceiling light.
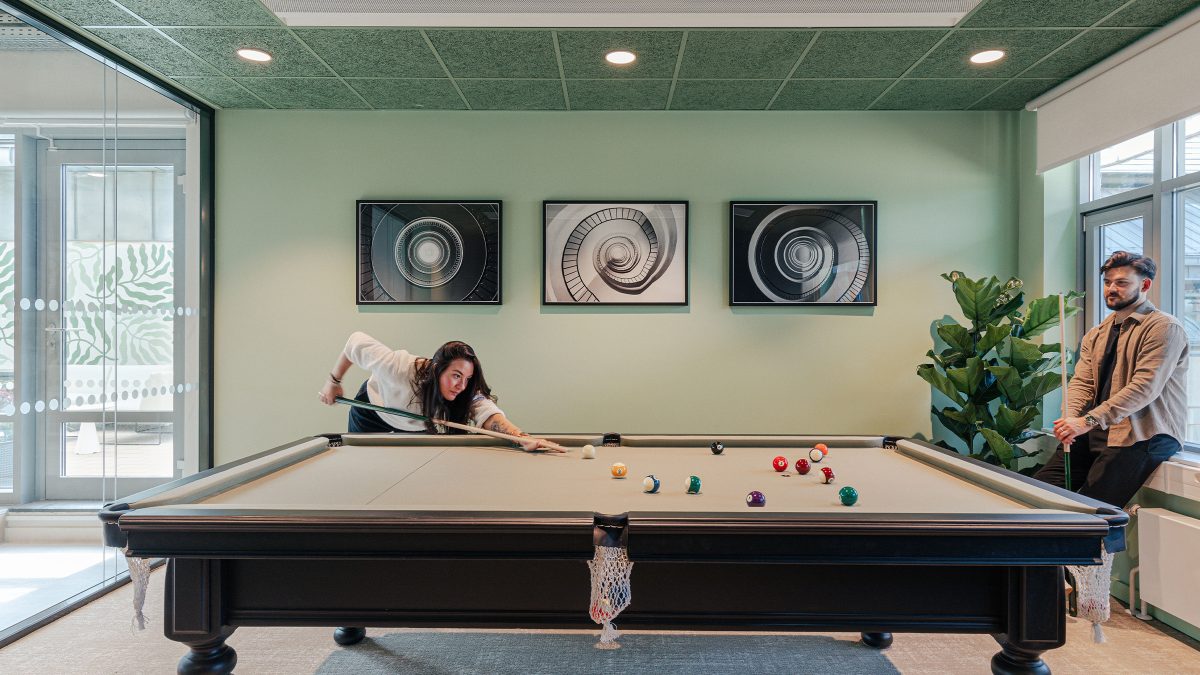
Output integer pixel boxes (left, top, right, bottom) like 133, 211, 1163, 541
236, 47, 273, 63
605, 50, 636, 65
969, 49, 1006, 65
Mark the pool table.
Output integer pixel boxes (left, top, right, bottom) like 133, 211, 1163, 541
100, 433, 1127, 675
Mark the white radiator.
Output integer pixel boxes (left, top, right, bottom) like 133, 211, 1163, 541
1137, 507, 1200, 627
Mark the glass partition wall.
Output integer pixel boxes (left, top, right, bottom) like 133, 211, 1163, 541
0, 5, 210, 642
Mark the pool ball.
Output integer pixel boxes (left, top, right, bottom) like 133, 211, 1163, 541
611, 463, 628, 478
686, 475, 702, 494
808, 447, 824, 462
581, 444, 596, 459
839, 486, 859, 506
710, 441, 725, 455
815, 443, 828, 456
643, 475, 661, 493
821, 467, 835, 484
795, 458, 810, 475
746, 491, 766, 507
772, 456, 789, 472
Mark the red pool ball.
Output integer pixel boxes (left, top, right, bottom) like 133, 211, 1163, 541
794, 458, 810, 475
821, 466, 835, 484
772, 456, 789, 472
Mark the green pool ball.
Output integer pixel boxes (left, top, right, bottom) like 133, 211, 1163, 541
686, 475, 702, 494
838, 486, 859, 506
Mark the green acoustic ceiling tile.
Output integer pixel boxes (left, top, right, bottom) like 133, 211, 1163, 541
794, 30, 947, 78
771, 79, 893, 110
456, 79, 565, 110
164, 28, 332, 77
678, 30, 814, 79
117, 0, 280, 26
1022, 28, 1152, 78
565, 79, 671, 110
670, 80, 781, 110
346, 78, 466, 109
556, 30, 682, 79
235, 77, 368, 108
89, 28, 218, 76
1102, 0, 1200, 26
968, 78, 1056, 109
963, 0, 1127, 27
171, 76, 265, 108
295, 29, 444, 78
908, 29, 1079, 78
427, 30, 558, 79
32, 0, 139, 26
872, 79, 1001, 110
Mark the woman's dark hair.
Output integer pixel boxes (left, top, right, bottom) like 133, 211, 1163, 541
411, 341, 492, 433
1101, 250, 1157, 280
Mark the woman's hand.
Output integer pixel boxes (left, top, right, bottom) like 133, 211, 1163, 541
517, 435, 565, 453
318, 380, 343, 405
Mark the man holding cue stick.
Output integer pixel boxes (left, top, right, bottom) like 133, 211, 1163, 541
1035, 251, 1188, 508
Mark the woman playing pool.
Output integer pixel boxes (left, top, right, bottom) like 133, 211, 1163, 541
318, 331, 558, 452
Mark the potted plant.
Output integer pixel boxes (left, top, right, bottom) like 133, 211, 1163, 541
917, 271, 1082, 474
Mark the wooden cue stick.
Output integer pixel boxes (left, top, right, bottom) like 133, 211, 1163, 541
334, 396, 567, 453
1059, 293, 1073, 491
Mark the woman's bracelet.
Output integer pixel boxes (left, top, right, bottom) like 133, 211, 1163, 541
329, 373, 342, 385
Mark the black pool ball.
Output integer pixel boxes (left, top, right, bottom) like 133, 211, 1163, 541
710, 441, 725, 455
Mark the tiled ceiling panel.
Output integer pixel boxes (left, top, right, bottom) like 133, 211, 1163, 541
20, 0, 1200, 111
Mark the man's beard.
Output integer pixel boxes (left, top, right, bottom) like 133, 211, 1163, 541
1106, 293, 1139, 311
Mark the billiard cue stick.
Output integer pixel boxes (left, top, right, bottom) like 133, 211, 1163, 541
1059, 293, 1073, 491
333, 396, 567, 453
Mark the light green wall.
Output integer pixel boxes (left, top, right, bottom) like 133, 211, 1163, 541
214, 111, 1020, 463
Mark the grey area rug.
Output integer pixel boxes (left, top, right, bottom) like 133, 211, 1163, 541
315, 633, 902, 675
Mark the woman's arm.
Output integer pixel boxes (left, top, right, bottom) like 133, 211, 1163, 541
318, 353, 352, 405
480, 413, 557, 452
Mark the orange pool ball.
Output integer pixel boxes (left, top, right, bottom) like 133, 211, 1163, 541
815, 443, 829, 456
611, 462, 628, 478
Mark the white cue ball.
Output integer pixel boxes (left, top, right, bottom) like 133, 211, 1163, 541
581, 444, 596, 459
809, 447, 824, 462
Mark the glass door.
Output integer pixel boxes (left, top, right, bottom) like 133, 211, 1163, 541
1083, 199, 1155, 327
37, 140, 185, 499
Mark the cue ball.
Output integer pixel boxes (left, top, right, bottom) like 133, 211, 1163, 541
772, 456, 789, 472
643, 475, 661, 493
839, 486, 859, 506
611, 462, 628, 478
746, 490, 766, 507
581, 444, 596, 459
808, 447, 824, 462
821, 467, 835, 484
710, 441, 725, 455
795, 458, 810, 475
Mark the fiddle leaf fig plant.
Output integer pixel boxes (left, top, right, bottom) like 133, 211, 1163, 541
917, 271, 1083, 473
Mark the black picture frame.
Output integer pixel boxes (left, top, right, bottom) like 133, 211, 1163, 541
730, 201, 877, 306
543, 201, 689, 305
356, 200, 501, 305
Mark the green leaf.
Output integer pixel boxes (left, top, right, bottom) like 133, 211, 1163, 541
995, 403, 1039, 439
985, 365, 1024, 405
937, 322, 974, 356
979, 428, 1016, 468
952, 275, 1004, 323
976, 323, 1012, 357
918, 364, 965, 406
1005, 336, 1045, 372
932, 407, 976, 449
946, 356, 984, 396
1021, 292, 1084, 338
1021, 372, 1062, 404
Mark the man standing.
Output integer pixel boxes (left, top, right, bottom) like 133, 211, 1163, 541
1035, 250, 1189, 507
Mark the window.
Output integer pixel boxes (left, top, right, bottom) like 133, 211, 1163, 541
1082, 116, 1200, 446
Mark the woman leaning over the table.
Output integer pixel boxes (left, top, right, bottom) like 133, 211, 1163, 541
318, 331, 554, 451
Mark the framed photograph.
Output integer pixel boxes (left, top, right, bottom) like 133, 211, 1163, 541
356, 200, 500, 305
730, 201, 876, 306
543, 201, 688, 305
